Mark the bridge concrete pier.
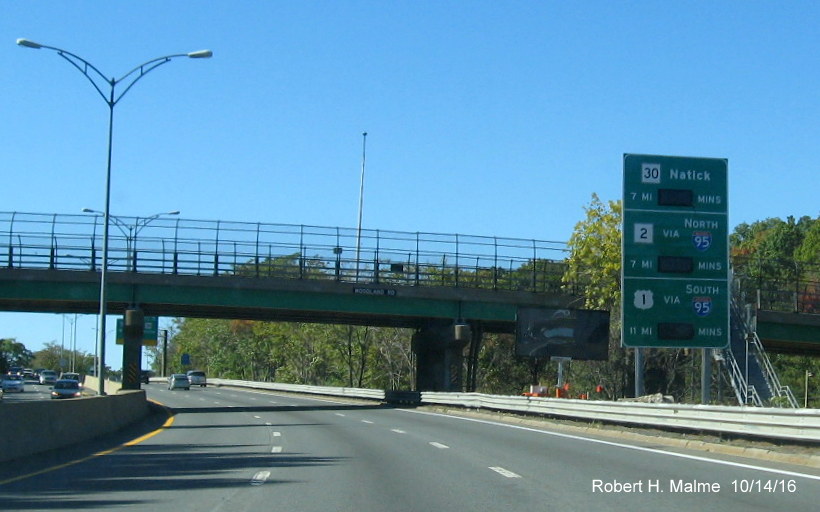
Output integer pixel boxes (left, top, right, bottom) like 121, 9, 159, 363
121, 308, 144, 391
412, 322, 475, 392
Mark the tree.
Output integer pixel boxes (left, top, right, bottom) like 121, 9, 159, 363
0, 338, 34, 373
370, 327, 414, 390
559, 194, 636, 398
562, 193, 622, 310
30, 342, 93, 375
728, 215, 820, 401
475, 333, 532, 395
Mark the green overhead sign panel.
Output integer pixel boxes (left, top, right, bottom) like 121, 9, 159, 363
116, 316, 159, 346
622, 154, 729, 348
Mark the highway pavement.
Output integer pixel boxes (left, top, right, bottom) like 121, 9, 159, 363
0, 383, 818, 511
0, 380, 54, 402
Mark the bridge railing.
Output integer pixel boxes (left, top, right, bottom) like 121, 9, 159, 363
732, 256, 820, 314
3, 212, 815, 304
0, 211, 572, 293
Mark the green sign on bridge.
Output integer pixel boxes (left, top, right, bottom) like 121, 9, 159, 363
622, 154, 729, 348
116, 316, 159, 346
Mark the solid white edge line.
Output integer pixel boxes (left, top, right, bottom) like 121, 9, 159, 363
399, 409, 820, 481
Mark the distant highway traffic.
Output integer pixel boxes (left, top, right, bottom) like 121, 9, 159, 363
0, 379, 56, 402
0, 383, 817, 511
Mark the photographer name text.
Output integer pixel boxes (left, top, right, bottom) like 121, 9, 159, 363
592, 478, 797, 494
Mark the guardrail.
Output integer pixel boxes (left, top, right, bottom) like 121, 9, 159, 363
211, 378, 820, 443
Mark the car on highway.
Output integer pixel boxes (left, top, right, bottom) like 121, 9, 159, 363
50, 379, 82, 399
168, 374, 190, 390
1, 374, 25, 393
60, 372, 81, 384
186, 370, 207, 387
39, 370, 58, 385
140, 370, 151, 384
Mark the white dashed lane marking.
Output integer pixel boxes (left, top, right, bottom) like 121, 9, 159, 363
489, 467, 521, 478
250, 471, 270, 485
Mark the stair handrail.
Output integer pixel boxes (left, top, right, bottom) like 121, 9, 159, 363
721, 343, 762, 406
748, 328, 799, 407
730, 296, 799, 408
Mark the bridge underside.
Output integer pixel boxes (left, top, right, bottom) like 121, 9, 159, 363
2, 268, 583, 392
756, 309, 820, 356
0, 268, 576, 333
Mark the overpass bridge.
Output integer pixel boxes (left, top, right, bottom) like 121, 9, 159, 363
1, 212, 817, 400
0, 212, 577, 326
0, 211, 579, 391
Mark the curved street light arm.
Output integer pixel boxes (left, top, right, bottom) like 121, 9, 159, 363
112, 55, 188, 106
82, 208, 130, 237
17, 40, 212, 107
44, 46, 112, 105
134, 211, 180, 236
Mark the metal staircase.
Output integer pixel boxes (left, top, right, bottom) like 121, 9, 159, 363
723, 293, 799, 407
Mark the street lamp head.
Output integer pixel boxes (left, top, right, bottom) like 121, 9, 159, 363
187, 50, 213, 59
16, 38, 43, 49
168, 210, 181, 216
82, 208, 101, 214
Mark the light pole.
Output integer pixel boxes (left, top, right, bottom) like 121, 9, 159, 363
18, 38, 211, 395
355, 132, 367, 281
82, 209, 179, 271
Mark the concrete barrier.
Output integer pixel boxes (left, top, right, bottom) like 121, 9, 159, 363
0, 390, 150, 463
82, 375, 122, 394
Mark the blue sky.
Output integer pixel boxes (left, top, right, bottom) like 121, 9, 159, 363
2, 1, 819, 370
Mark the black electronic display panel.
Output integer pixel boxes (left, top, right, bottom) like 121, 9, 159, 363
657, 188, 694, 207
516, 308, 610, 360
658, 256, 694, 274
658, 322, 695, 340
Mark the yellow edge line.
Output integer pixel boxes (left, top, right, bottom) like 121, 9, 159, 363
0, 399, 174, 486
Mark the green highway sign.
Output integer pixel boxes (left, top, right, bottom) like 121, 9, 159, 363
116, 316, 159, 346
622, 279, 728, 348
622, 154, 729, 348
624, 210, 727, 280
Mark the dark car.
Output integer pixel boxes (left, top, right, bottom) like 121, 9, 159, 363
51, 379, 82, 399
140, 370, 151, 384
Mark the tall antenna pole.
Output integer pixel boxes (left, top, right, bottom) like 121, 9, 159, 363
356, 131, 367, 281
